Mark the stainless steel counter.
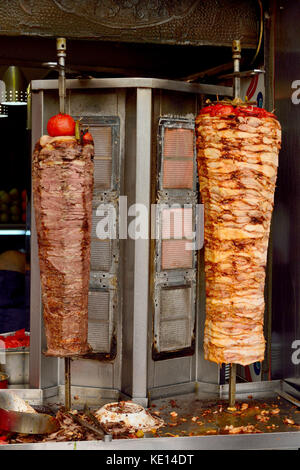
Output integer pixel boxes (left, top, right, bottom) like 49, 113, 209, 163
1, 380, 300, 450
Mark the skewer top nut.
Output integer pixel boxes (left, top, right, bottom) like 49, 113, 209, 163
232, 40, 241, 54
56, 38, 66, 53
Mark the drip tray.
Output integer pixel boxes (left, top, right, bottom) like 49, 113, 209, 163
1, 381, 300, 449
149, 393, 300, 438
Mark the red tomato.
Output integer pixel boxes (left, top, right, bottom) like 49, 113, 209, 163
21, 190, 27, 200
5, 338, 19, 348
213, 105, 234, 116
47, 113, 76, 137
82, 131, 93, 144
200, 105, 216, 115
200, 103, 276, 119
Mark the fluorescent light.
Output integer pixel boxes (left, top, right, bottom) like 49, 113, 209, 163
0, 230, 26, 235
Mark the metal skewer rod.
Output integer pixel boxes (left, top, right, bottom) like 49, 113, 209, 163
232, 39, 241, 100
228, 40, 241, 410
64, 357, 71, 411
56, 37, 71, 411
228, 363, 237, 408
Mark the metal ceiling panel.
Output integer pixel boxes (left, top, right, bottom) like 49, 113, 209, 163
0, 1, 259, 48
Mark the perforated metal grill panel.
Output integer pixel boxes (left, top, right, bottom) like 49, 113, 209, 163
164, 128, 194, 158
79, 117, 120, 356
162, 240, 193, 270
161, 286, 192, 320
94, 160, 112, 189
91, 207, 116, 241
159, 319, 191, 351
88, 291, 110, 321
88, 322, 110, 352
154, 118, 197, 357
162, 127, 194, 189
91, 126, 112, 159
88, 290, 111, 352
162, 208, 193, 240
89, 126, 112, 190
158, 287, 193, 351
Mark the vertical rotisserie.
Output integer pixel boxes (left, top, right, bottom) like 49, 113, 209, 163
196, 103, 281, 365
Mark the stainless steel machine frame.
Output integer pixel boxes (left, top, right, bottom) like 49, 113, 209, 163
2, 380, 300, 449
0, 0, 299, 451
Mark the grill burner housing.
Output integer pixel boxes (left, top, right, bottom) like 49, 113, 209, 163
30, 78, 231, 402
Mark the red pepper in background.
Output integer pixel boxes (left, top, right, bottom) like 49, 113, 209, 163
0, 330, 30, 349
14, 329, 25, 339
5, 338, 20, 348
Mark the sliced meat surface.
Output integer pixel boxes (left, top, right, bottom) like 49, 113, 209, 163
32, 135, 94, 356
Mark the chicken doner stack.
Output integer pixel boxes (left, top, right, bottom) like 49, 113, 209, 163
32, 120, 94, 357
196, 103, 281, 366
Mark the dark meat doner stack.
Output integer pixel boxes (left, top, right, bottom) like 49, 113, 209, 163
196, 103, 281, 365
33, 135, 94, 356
